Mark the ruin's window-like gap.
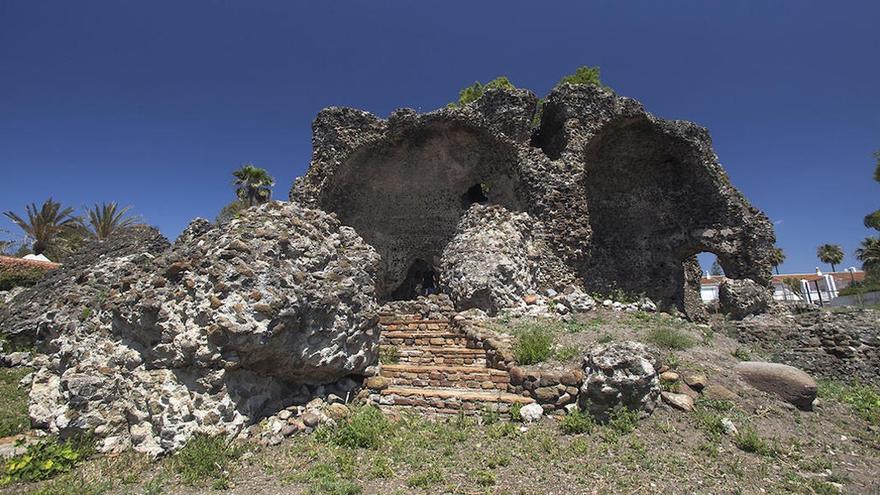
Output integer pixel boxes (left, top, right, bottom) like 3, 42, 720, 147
461, 183, 489, 207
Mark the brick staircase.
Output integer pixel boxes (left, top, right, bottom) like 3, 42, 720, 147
367, 314, 534, 416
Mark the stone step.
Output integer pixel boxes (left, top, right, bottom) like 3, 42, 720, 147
380, 319, 452, 330
394, 346, 487, 366
380, 364, 510, 391
380, 330, 468, 347
372, 386, 533, 415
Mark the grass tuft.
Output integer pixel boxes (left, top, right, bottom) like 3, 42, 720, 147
512, 326, 553, 365
818, 380, 880, 425
170, 434, 243, 486
560, 410, 594, 435
316, 405, 389, 450
644, 326, 696, 350
733, 428, 778, 457
0, 367, 32, 437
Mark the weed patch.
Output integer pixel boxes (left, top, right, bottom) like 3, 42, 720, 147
0, 367, 32, 437
1, 435, 94, 485
512, 326, 553, 364
170, 434, 243, 486
733, 428, 778, 457
818, 380, 880, 425
732, 347, 752, 361
379, 346, 399, 365
560, 410, 594, 435
317, 405, 389, 449
645, 326, 696, 350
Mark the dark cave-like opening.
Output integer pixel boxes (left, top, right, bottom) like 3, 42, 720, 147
317, 123, 526, 300
387, 258, 438, 301
461, 183, 489, 207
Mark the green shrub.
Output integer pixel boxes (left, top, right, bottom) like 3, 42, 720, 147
597, 332, 614, 344
170, 434, 243, 486
513, 327, 553, 365
317, 405, 389, 449
606, 408, 640, 436
838, 278, 880, 296
0, 367, 32, 437
645, 326, 696, 350
560, 410, 594, 435
487, 422, 518, 439
509, 403, 523, 422
0, 266, 45, 291
450, 76, 515, 107
1, 435, 94, 485
379, 346, 399, 365
556, 66, 605, 88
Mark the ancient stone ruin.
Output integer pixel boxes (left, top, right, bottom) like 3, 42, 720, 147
291, 84, 776, 318
0, 83, 781, 455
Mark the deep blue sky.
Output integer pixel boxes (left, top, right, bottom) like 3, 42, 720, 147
1, 1, 877, 273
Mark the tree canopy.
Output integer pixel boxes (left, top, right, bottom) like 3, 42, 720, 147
3, 199, 82, 257
816, 244, 844, 272
233, 164, 275, 208
87, 202, 138, 240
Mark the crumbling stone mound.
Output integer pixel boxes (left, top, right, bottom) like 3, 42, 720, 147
290, 96, 589, 304
0, 225, 170, 347
733, 308, 880, 381
578, 341, 661, 421
719, 278, 773, 319
290, 83, 774, 318
438, 204, 573, 314
26, 202, 381, 455
174, 217, 213, 246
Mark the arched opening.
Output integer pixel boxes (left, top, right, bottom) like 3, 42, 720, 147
387, 258, 438, 301
317, 122, 525, 301
581, 116, 729, 310
696, 252, 724, 309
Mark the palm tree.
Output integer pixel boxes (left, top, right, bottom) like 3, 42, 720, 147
769, 247, 786, 275
856, 237, 880, 276
233, 164, 275, 207
865, 210, 880, 232
87, 202, 138, 240
4, 199, 81, 256
817, 244, 844, 273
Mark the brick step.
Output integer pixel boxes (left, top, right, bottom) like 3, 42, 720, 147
371, 386, 533, 415
380, 364, 510, 391
380, 331, 468, 347
394, 346, 487, 366
379, 318, 452, 329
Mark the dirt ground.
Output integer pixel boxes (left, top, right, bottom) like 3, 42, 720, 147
3, 309, 879, 495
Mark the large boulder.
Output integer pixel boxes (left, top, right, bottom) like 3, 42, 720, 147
27, 202, 381, 455
578, 341, 661, 421
438, 204, 570, 314
719, 278, 773, 319
0, 226, 171, 347
735, 361, 817, 410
